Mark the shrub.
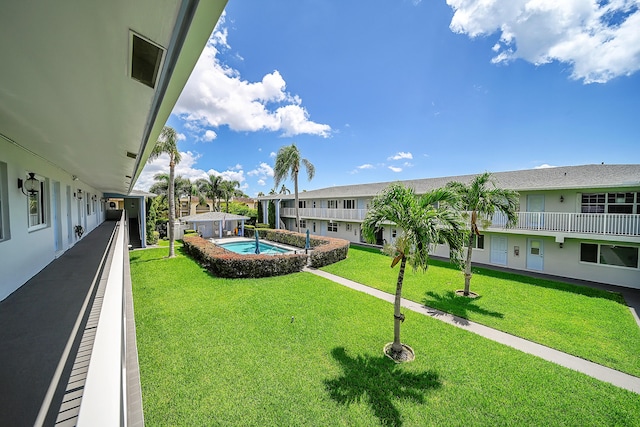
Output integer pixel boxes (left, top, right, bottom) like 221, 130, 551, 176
147, 231, 159, 245
182, 230, 350, 277
183, 236, 307, 278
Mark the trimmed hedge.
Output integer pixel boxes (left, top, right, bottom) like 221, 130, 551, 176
244, 228, 349, 269
183, 230, 350, 278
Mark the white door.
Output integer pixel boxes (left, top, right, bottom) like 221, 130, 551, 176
52, 182, 62, 252
527, 239, 544, 271
66, 186, 72, 245
527, 195, 545, 228
490, 236, 508, 266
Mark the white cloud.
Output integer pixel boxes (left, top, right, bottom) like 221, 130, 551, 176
358, 164, 374, 169
403, 162, 414, 168
203, 130, 217, 141
172, 20, 332, 137
248, 162, 274, 178
388, 151, 413, 161
446, 0, 640, 83
134, 151, 248, 191
269, 151, 276, 158
257, 179, 266, 186
389, 166, 403, 173
177, 133, 186, 141
534, 163, 557, 169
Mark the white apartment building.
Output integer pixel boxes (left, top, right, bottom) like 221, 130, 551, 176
259, 164, 640, 289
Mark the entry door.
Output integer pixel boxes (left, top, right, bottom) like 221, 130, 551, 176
527, 195, 545, 228
490, 236, 508, 266
52, 182, 62, 252
526, 239, 544, 271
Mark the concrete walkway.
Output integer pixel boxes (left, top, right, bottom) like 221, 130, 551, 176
304, 267, 640, 395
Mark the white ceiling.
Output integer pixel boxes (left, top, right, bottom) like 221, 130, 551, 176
0, 0, 226, 194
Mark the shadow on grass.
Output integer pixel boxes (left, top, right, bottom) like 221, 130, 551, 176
129, 246, 189, 264
325, 347, 441, 427
423, 291, 504, 322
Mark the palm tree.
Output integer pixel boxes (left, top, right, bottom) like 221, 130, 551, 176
197, 174, 223, 212
446, 172, 519, 297
362, 183, 465, 362
174, 176, 196, 217
273, 143, 315, 233
148, 126, 181, 258
220, 180, 241, 213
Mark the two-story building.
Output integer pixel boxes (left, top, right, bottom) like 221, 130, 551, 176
259, 164, 640, 289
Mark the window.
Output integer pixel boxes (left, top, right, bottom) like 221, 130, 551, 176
313, 222, 316, 232
472, 234, 485, 249
328, 222, 337, 232
582, 192, 639, 214
299, 219, 306, 229
392, 229, 397, 238
346, 223, 352, 231
328, 200, 338, 209
312, 201, 316, 208
344, 199, 356, 209
299, 200, 306, 209
27, 174, 47, 228
580, 243, 638, 268
86, 193, 92, 215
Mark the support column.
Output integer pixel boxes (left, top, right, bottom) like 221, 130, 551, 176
275, 199, 281, 230
240, 220, 245, 236
262, 200, 269, 224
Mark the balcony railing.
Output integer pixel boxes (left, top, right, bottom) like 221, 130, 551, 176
281, 207, 368, 221
280, 208, 640, 237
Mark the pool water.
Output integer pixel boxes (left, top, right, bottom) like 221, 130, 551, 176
220, 241, 290, 255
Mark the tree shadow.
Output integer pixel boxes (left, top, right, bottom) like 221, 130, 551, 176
423, 291, 504, 321
324, 347, 441, 427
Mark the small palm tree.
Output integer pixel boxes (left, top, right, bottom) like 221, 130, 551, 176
220, 180, 241, 213
446, 172, 519, 297
273, 143, 314, 233
362, 183, 465, 362
148, 126, 181, 258
197, 174, 223, 212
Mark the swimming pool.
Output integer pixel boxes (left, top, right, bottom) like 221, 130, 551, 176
219, 241, 291, 255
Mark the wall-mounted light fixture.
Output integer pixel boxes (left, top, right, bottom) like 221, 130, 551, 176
91, 195, 97, 202
18, 172, 39, 196
76, 189, 83, 200
559, 242, 564, 248
560, 195, 564, 203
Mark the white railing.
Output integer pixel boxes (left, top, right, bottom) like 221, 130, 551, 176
76, 213, 129, 427
281, 207, 640, 237
489, 212, 640, 236
281, 207, 368, 221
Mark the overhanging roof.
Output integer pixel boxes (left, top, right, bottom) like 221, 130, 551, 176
181, 212, 250, 222
0, 0, 227, 194
258, 164, 640, 201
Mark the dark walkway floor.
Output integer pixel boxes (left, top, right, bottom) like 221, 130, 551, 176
0, 221, 117, 426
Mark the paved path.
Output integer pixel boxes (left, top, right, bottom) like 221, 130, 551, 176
304, 267, 640, 395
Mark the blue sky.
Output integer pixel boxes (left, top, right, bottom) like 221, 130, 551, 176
136, 0, 640, 196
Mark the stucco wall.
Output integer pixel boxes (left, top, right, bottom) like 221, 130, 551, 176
0, 139, 104, 300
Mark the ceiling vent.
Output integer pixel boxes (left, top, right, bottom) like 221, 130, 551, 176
130, 32, 165, 89
126, 151, 138, 159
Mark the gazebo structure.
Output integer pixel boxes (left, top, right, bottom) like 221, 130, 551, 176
180, 212, 250, 239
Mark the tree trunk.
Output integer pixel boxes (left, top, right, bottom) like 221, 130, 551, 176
392, 256, 407, 353
463, 233, 474, 295
168, 159, 176, 258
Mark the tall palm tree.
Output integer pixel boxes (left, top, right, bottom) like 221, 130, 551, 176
148, 126, 181, 258
362, 183, 465, 362
273, 143, 314, 233
220, 180, 241, 213
446, 172, 519, 296
197, 174, 224, 212
174, 176, 196, 217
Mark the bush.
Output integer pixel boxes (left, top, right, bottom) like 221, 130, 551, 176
147, 231, 159, 245
255, 223, 270, 229
183, 236, 307, 278
182, 230, 350, 278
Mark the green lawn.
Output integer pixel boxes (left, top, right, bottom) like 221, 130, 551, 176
131, 248, 639, 426
321, 246, 640, 377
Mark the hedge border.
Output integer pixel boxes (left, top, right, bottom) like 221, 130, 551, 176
183, 229, 349, 278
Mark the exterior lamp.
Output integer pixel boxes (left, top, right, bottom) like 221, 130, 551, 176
76, 189, 83, 200
18, 172, 39, 196
560, 195, 564, 203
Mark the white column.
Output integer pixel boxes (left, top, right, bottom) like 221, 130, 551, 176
275, 199, 281, 229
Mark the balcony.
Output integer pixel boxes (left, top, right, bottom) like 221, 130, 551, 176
281, 208, 640, 238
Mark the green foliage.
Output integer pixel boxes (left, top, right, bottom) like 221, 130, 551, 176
145, 197, 158, 245
268, 201, 276, 229
322, 246, 640, 376
131, 249, 640, 426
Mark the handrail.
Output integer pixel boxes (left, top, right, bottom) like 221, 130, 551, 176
76, 212, 128, 426
280, 208, 640, 237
